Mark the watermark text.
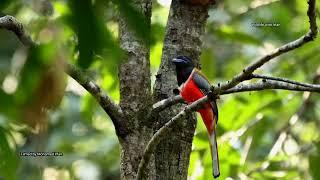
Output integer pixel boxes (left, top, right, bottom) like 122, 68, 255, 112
19, 151, 63, 157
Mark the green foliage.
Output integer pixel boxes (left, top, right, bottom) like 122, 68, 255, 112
0, 126, 18, 180
309, 142, 320, 179
0, 0, 11, 11
66, 0, 121, 69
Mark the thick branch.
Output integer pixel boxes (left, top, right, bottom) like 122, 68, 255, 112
0, 15, 34, 46
151, 95, 184, 114
0, 15, 125, 135
65, 64, 125, 134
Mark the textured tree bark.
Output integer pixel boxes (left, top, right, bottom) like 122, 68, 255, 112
153, 1, 211, 179
118, 0, 154, 179
118, 0, 212, 179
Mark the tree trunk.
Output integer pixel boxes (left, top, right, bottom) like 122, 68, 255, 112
118, 0, 211, 179
153, 1, 210, 179
118, 0, 154, 179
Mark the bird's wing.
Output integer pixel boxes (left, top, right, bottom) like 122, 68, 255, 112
192, 69, 219, 122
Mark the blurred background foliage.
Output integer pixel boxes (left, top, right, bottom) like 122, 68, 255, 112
0, 0, 319, 179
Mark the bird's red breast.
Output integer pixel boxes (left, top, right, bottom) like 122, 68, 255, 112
179, 70, 215, 134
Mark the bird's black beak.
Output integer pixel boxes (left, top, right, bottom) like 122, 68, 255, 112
172, 58, 184, 63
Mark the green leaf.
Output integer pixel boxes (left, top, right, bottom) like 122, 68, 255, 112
67, 0, 121, 69
0, 91, 16, 118
0, 126, 18, 180
309, 142, 320, 179
0, 0, 15, 11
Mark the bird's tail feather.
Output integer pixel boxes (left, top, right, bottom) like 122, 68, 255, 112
209, 130, 220, 178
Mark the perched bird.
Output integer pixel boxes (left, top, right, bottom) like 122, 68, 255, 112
172, 55, 220, 178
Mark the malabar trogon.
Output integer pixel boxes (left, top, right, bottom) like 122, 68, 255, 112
172, 55, 220, 178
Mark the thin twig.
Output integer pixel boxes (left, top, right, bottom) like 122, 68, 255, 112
250, 74, 319, 88
222, 80, 320, 94
0, 15, 126, 136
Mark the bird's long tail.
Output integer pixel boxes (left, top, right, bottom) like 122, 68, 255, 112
209, 130, 220, 178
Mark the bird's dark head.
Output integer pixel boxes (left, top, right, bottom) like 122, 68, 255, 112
171, 55, 195, 69
172, 55, 195, 85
